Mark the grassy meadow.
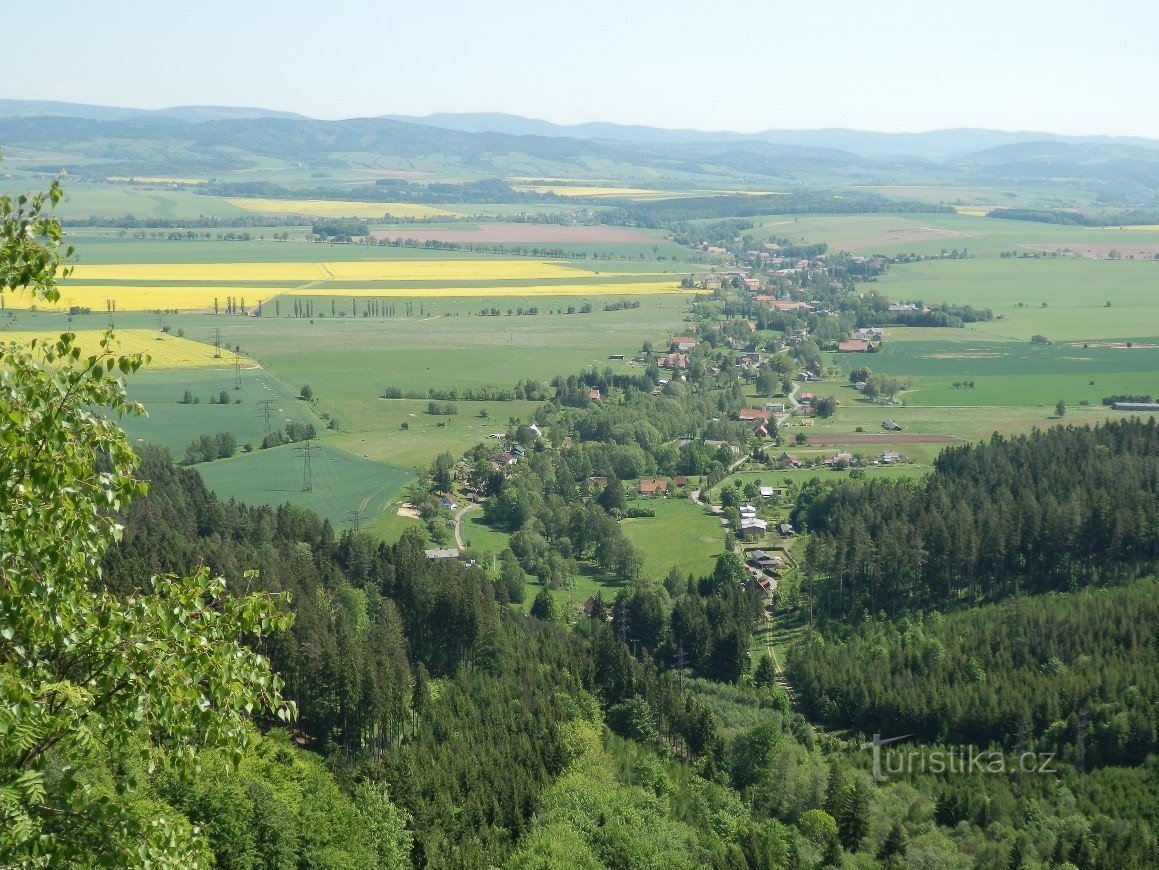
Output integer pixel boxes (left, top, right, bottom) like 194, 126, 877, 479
621, 496, 726, 582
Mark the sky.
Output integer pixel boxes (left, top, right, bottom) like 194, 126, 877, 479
7, 0, 1159, 137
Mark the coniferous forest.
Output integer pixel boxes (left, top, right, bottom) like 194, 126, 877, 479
81, 422, 1157, 868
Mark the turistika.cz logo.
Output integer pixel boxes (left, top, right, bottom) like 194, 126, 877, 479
862, 733, 1057, 783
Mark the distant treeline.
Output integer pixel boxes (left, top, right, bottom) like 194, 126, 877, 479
600, 194, 953, 228
1103, 394, 1153, 405
989, 207, 1159, 227
199, 178, 560, 205
62, 214, 306, 228
860, 304, 993, 328
382, 381, 551, 402
312, 218, 370, 239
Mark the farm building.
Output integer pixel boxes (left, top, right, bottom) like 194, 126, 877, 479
637, 478, 669, 495
881, 451, 903, 464
738, 407, 773, 422
882, 419, 902, 431
837, 339, 875, 353
588, 389, 601, 401
759, 486, 782, 499
424, 548, 461, 560
439, 494, 457, 510
776, 452, 801, 468
659, 353, 689, 369
672, 337, 698, 351
778, 523, 796, 537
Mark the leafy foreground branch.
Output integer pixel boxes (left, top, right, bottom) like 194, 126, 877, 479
0, 178, 294, 865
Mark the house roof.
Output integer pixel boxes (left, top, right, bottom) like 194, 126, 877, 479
637, 478, 669, 494
738, 407, 773, 421
837, 339, 873, 353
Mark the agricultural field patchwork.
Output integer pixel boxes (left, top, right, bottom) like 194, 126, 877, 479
37, 257, 683, 310
225, 197, 464, 218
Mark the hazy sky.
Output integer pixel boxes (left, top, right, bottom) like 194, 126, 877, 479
8, 0, 1158, 137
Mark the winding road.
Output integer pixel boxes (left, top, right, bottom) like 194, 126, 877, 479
452, 502, 481, 549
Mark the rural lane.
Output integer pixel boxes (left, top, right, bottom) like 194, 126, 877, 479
453, 502, 481, 549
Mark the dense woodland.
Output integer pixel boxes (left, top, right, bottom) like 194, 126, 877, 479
792, 419, 1159, 617
99, 444, 1157, 868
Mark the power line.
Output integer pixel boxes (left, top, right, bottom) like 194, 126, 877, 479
255, 399, 275, 433
347, 500, 367, 532
294, 442, 316, 492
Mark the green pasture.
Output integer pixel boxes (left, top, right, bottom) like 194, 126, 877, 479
328, 400, 543, 469
874, 258, 1159, 340
118, 367, 318, 456
744, 212, 1159, 258
459, 512, 511, 556
709, 465, 928, 501
621, 496, 725, 582
193, 442, 413, 531
828, 335, 1159, 406
50, 185, 250, 219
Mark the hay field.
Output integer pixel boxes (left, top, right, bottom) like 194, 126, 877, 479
226, 197, 462, 218
0, 329, 234, 369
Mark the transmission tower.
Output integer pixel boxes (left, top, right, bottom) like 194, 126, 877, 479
213, 328, 222, 358
347, 501, 366, 532
255, 399, 275, 433
294, 442, 316, 492
233, 348, 242, 390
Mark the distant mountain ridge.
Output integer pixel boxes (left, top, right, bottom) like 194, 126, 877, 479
3, 99, 1158, 160
381, 111, 1159, 161
0, 99, 309, 123
3, 101, 1159, 203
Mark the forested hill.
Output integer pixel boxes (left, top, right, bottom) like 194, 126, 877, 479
100, 448, 754, 865
793, 418, 1159, 618
92, 422, 1159, 867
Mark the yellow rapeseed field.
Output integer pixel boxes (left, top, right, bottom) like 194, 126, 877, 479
38, 261, 675, 310
0, 329, 235, 369
226, 198, 463, 219
322, 260, 586, 280
45, 285, 278, 312
284, 281, 682, 298
70, 263, 326, 281
69, 260, 587, 283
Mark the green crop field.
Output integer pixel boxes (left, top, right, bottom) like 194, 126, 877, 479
118, 367, 318, 455
621, 496, 726, 582
193, 441, 413, 531
744, 212, 1159, 258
